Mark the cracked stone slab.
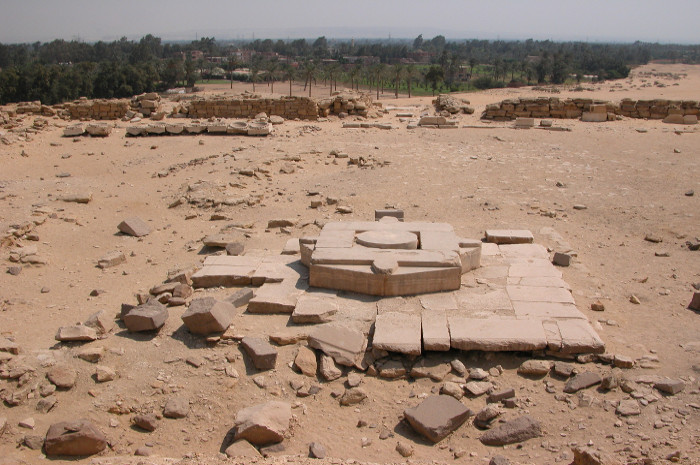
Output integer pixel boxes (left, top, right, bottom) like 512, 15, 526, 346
292, 295, 339, 323
419, 292, 458, 311
513, 302, 586, 320
421, 310, 450, 351
308, 324, 367, 368
506, 285, 575, 304
247, 283, 302, 314
498, 243, 549, 260
372, 312, 422, 355
449, 317, 547, 351
556, 319, 605, 354
485, 230, 534, 244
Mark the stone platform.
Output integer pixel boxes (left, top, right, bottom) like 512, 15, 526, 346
190, 225, 604, 357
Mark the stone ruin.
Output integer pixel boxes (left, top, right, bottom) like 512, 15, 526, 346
482, 97, 700, 123
182, 212, 605, 358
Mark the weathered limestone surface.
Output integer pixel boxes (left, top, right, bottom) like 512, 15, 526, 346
372, 312, 422, 355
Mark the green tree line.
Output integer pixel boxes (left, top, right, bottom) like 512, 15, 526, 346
1, 33, 699, 105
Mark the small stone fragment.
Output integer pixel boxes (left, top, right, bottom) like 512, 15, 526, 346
654, 378, 685, 395
95, 365, 117, 382
132, 414, 158, 432
118, 217, 151, 237
340, 388, 367, 406
97, 251, 126, 269
564, 371, 602, 393
396, 441, 414, 457
517, 360, 551, 377
309, 442, 327, 459
47, 364, 77, 389
234, 401, 292, 446
163, 397, 189, 418
55, 325, 97, 342
591, 301, 605, 311
479, 415, 542, 446
241, 337, 278, 370
294, 345, 318, 377
552, 252, 571, 267
403, 395, 472, 443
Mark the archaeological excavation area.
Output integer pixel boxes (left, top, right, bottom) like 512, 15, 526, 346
0, 63, 699, 465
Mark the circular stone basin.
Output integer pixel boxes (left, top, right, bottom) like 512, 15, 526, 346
355, 230, 418, 250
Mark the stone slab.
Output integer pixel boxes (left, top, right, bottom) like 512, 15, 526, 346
281, 238, 300, 255
499, 244, 549, 260
556, 319, 605, 354
291, 295, 339, 323
117, 217, 151, 237
241, 337, 277, 370
421, 310, 450, 351
454, 289, 514, 315
307, 324, 368, 368
375, 209, 404, 221
419, 230, 460, 251
513, 301, 585, 319
485, 230, 534, 244
419, 292, 458, 311
506, 285, 575, 304
372, 312, 422, 355
506, 276, 570, 289
403, 395, 472, 443
508, 262, 562, 278
449, 317, 547, 351
247, 283, 300, 314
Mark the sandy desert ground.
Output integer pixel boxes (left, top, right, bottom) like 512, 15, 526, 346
0, 63, 698, 465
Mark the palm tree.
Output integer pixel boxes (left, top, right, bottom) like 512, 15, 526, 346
393, 63, 404, 98
266, 59, 279, 93
283, 63, 295, 97
405, 64, 417, 98
326, 62, 341, 95
302, 60, 316, 97
469, 57, 478, 78
374, 63, 386, 100
250, 62, 260, 92
228, 57, 238, 89
349, 65, 361, 91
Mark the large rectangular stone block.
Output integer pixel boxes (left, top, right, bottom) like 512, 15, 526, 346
449, 317, 547, 351
373, 312, 422, 355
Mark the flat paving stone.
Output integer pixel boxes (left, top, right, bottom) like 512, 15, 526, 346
247, 283, 301, 314
508, 261, 562, 278
308, 324, 367, 368
118, 217, 151, 237
480, 242, 501, 256
499, 244, 549, 259
507, 276, 571, 289
506, 285, 575, 304
241, 337, 277, 370
556, 319, 605, 354
291, 295, 338, 323
513, 301, 586, 319
372, 312, 422, 355
454, 289, 514, 316
419, 292, 458, 311
485, 230, 534, 244
403, 395, 472, 443
449, 317, 547, 351
191, 256, 262, 288
421, 310, 450, 351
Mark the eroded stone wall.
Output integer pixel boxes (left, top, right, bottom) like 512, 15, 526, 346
482, 97, 700, 121
62, 98, 130, 120
183, 96, 319, 120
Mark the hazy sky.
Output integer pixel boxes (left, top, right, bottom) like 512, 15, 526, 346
1, 0, 699, 44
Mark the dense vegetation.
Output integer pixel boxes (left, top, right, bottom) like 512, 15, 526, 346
1, 34, 698, 105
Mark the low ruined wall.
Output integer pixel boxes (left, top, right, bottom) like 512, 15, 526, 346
62, 98, 130, 120
482, 97, 700, 121
183, 95, 319, 120
317, 92, 373, 117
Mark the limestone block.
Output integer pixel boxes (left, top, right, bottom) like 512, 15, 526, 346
449, 317, 547, 351
372, 312, 422, 355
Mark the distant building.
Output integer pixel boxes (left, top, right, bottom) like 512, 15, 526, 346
407, 50, 433, 64
343, 56, 380, 66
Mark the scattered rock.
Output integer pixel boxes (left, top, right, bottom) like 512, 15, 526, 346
396, 441, 414, 457
84, 309, 114, 334
319, 354, 342, 381
654, 378, 685, 395
340, 387, 367, 406
60, 193, 92, 204
181, 298, 233, 335
117, 217, 151, 237
616, 399, 641, 416
122, 300, 168, 332
309, 442, 326, 459
294, 345, 318, 377
163, 397, 189, 419
564, 371, 602, 393
241, 337, 278, 370
644, 233, 662, 243
479, 415, 542, 446
95, 365, 117, 382
474, 404, 502, 429
132, 413, 158, 432
629, 295, 641, 305
403, 395, 472, 443
465, 381, 493, 397
552, 252, 572, 266
591, 301, 605, 311
23, 434, 45, 450
517, 360, 551, 376
571, 446, 623, 465
440, 381, 464, 399
226, 242, 245, 256
47, 364, 77, 389
487, 388, 515, 403
44, 419, 107, 456
234, 401, 292, 446
77, 346, 104, 363
55, 325, 97, 342
225, 439, 261, 458
97, 250, 126, 269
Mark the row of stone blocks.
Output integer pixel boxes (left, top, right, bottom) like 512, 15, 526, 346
183, 96, 319, 120
482, 97, 700, 123
125, 121, 272, 137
